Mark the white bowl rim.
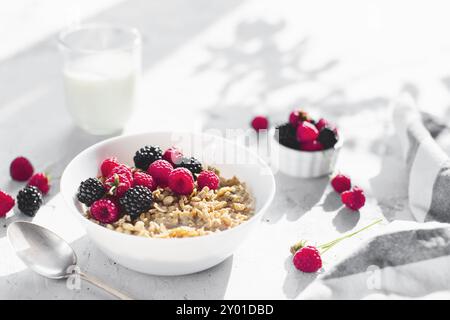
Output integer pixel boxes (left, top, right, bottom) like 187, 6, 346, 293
60, 130, 276, 243
269, 128, 344, 154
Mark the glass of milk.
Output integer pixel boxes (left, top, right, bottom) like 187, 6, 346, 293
58, 24, 141, 135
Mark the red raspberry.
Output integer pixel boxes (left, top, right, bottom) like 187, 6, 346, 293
197, 171, 220, 190
107, 195, 120, 207
133, 171, 156, 191
168, 168, 194, 195
299, 140, 323, 151
163, 147, 183, 166
331, 174, 351, 193
289, 109, 311, 127
27, 173, 50, 195
100, 157, 120, 177
90, 198, 120, 224
148, 160, 173, 187
105, 173, 132, 197
341, 186, 366, 211
0, 190, 15, 217
315, 118, 328, 131
108, 164, 133, 182
10, 157, 34, 181
251, 116, 269, 131
289, 111, 299, 127
296, 121, 319, 142
293, 245, 322, 273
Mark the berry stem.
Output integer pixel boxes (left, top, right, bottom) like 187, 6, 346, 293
290, 218, 383, 255
290, 240, 307, 255
107, 174, 120, 196
108, 185, 117, 196
318, 218, 383, 254
45, 172, 51, 181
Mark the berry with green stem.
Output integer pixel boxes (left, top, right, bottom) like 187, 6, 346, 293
105, 173, 131, 198
291, 219, 382, 272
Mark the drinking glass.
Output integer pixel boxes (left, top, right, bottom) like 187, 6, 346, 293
59, 23, 142, 135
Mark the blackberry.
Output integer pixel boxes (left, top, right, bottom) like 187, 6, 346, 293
275, 123, 298, 150
17, 186, 43, 217
119, 185, 153, 219
177, 157, 203, 176
317, 127, 338, 149
77, 178, 106, 206
133, 145, 163, 170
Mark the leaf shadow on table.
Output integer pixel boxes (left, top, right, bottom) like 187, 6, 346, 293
199, 26, 339, 130
197, 19, 340, 133
0, 233, 233, 299
282, 255, 318, 299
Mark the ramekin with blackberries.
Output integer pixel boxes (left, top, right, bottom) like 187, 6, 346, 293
271, 109, 342, 178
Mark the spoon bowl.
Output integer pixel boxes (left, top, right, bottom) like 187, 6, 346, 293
7, 221, 76, 279
7, 221, 132, 299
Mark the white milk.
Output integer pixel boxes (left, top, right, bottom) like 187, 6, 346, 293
63, 52, 139, 134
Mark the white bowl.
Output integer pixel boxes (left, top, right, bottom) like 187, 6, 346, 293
60, 131, 275, 275
270, 129, 343, 178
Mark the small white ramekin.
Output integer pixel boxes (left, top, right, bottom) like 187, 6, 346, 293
269, 129, 343, 178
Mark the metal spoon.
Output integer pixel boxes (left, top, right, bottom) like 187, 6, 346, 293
7, 221, 132, 300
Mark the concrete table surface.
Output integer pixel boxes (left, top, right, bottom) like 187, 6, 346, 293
1, 0, 450, 299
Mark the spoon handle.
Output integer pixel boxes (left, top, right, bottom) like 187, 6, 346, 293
79, 272, 133, 300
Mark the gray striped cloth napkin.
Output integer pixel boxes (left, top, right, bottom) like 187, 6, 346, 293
394, 94, 450, 222
298, 94, 450, 299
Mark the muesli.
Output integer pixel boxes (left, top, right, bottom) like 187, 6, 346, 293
76, 146, 254, 238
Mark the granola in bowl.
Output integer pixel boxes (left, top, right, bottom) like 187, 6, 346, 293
88, 171, 254, 238
76, 145, 254, 238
